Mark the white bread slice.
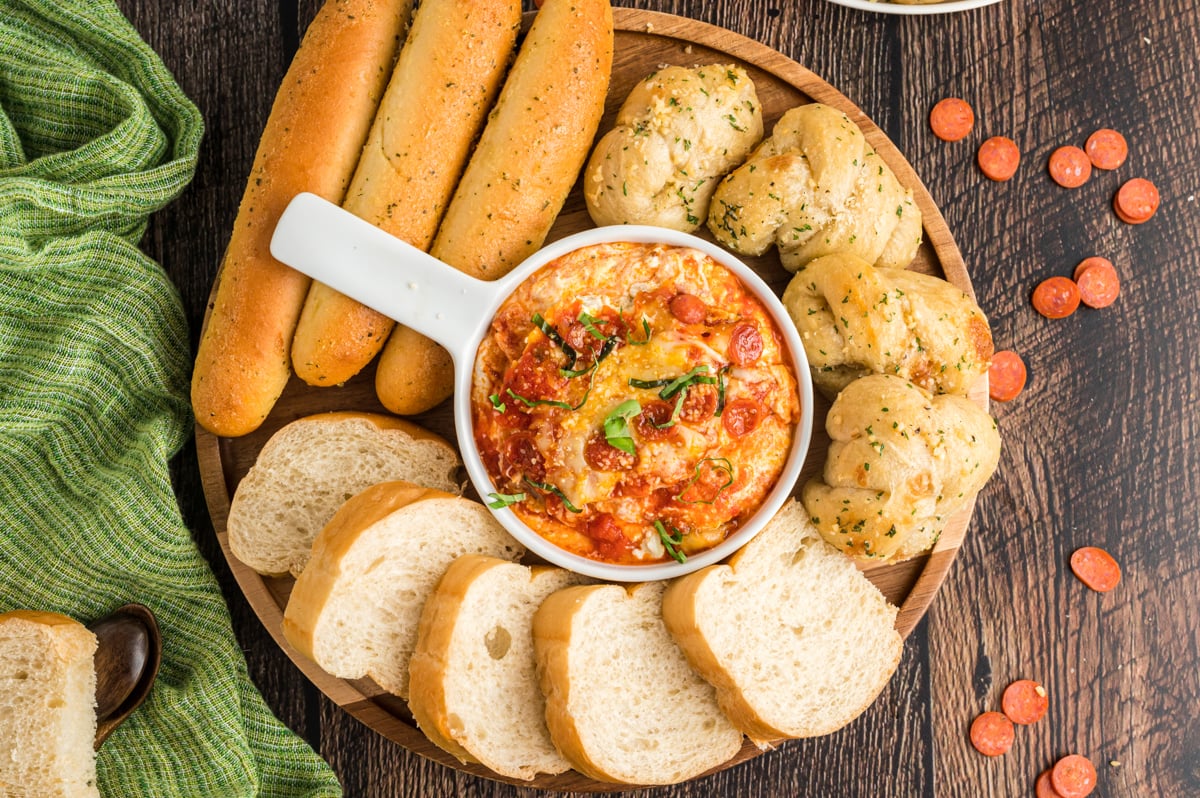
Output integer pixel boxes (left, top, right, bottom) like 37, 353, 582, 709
661, 499, 903, 747
533, 581, 743, 785
0, 610, 99, 798
282, 482, 524, 699
408, 556, 584, 780
228, 411, 462, 577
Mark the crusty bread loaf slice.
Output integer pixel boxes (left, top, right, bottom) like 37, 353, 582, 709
227, 411, 462, 577
533, 581, 743, 785
661, 499, 903, 747
408, 556, 583, 779
0, 610, 99, 798
282, 483, 524, 699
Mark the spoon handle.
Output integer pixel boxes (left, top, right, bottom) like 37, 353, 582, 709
271, 193, 497, 357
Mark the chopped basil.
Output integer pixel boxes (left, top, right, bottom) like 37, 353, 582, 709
486, 492, 525, 509
674, 458, 734, 504
576, 311, 609, 341
654, 520, 687, 563
628, 376, 674, 390
653, 388, 688, 429
523, 477, 582, 513
659, 365, 716, 399
532, 312, 577, 370
625, 317, 652, 346
715, 365, 729, 417
603, 400, 642, 454
488, 393, 506, 413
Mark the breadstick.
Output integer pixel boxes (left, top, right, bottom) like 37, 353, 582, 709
291, 0, 524, 389
373, 0, 614, 415
191, 0, 412, 437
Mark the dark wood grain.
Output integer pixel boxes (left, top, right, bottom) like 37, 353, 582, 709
115, 0, 1200, 796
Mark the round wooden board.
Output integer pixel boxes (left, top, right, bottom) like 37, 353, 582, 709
196, 8, 987, 792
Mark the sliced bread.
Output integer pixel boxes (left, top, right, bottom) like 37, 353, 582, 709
0, 610, 99, 798
408, 555, 584, 780
661, 499, 903, 747
533, 581, 743, 785
281, 482, 524, 699
227, 410, 462, 577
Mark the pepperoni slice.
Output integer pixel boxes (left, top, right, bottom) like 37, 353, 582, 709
1085, 128, 1128, 170
1032, 276, 1081, 319
1072, 256, 1114, 282
721, 398, 762, 437
1001, 679, 1049, 725
727, 322, 763, 366
1048, 146, 1092, 188
1075, 260, 1120, 308
1036, 769, 1065, 798
679, 383, 718, 423
634, 399, 676, 441
584, 431, 636, 471
669, 292, 707, 324
1070, 546, 1122, 592
1113, 177, 1160, 223
978, 136, 1021, 181
1051, 754, 1098, 798
969, 711, 1014, 757
988, 350, 1027, 403
501, 432, 545, 481
929, 97, 975, 142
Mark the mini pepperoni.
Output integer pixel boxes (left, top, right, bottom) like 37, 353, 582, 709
634, 399, 676, 441
978, 136, 1021, 181
501, 433, 545, 482
1085, 128, 1128, 170
1070, 546, 1122, 592
1075, 260, 1120, 308
1001, 679, 1049, 725
929, 97, 975, 142
679, 383, 718, 423
584, 431, 636, 471
1036, 769, 1065, 798
721, 399, 762, 438
1113, 177, 1160, 223
727, 321, 763, 366
669, 292, 708, 324
1048, 146, 1092, 188
1032, 276, 1081, 319
988, 350, 1027, 402
1051, 754, 1098, 798
969, 711, 1014, 757
1072, 256, 1115, 282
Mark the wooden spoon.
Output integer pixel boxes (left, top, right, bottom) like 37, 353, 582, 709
87, 603, 162, 749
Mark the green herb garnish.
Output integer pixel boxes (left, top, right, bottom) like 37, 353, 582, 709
532, 312, 577, 370
625, 317, 652, 346
654, 520, 687, 563
577, 311, 609, 341
658, 365, 716, 399
488, 393, 506, 413
524, 477, 582, 513
603, 400, 642, 454
715, 365, 729, 417
486, 492, 525, 509
674, 458, 734, 504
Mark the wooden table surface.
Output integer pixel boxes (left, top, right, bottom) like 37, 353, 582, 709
114, 0, 1200, 795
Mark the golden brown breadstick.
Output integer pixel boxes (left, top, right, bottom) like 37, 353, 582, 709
290, 0, 524, 389
374, 0, 614, 415
191, 0, 412, 437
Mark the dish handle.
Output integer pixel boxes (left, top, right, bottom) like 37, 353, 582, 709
270, 192, 495, 357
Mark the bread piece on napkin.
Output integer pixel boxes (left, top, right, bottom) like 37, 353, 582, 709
533, 581, 743, 785
782, 252, 993, 399
661, 500, 902, 747
408, 556, 584, 779
282, 482, 524, 699
0, 610, 99, 798
227, 411, 462, 578
802, 373, 1001, 561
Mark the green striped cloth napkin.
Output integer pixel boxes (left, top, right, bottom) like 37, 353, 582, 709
0, 1, 342, 795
